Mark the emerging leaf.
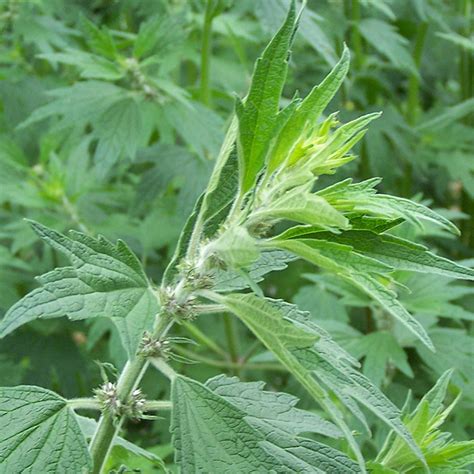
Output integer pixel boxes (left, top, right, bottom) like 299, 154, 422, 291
376, 370, 474, 472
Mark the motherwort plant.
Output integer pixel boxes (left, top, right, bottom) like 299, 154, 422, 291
1, 3, 473, 473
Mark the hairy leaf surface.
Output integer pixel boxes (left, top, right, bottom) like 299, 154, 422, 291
219, 293, 425, 469
171, 374, 359, 473
0, 222, 158, 357
236, 1, 296, 193
0, 385, 91, 473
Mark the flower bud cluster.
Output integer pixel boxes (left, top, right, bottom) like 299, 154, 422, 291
160, 286, 198, 321
139, 332, 171, 358
94, 382, 147, 419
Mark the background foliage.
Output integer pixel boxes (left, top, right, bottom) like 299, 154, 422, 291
0, 0, 473, 470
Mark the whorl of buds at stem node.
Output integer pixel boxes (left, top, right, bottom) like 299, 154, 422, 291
94, 382, 122, 417
139, 332, 171, 358
176, 258, 214, 291
159, 287, 198, 321
94, 382, 148, 420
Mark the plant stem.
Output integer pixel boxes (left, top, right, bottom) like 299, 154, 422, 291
241, 339, 262, 363
151, 357, 178, 380
351, 0, 363, 70
460, 0, 474, 246
173, 347, 286, 372
183, 321, 228, 358
199, 0, 214, 106
62, 194, 90, 234
68, 398, 101, 411
223, 313, 240, 372
89, 312, 172, 474
403, 21, 428, 197
143, 400, 173, 411
407, 23, 428, 126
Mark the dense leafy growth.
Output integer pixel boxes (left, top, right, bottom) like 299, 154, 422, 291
0, 0, 472, 473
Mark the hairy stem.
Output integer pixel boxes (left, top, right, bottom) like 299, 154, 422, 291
152, 357, 178, 380
89, 312, 172, 474
68, 398, 101, 411
144, 400, 173, 411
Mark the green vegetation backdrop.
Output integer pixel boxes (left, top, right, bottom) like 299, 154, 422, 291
0, 0, 473, 472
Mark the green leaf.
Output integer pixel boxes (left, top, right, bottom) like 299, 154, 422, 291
77, 415, 165, 469
212, 226, 260, 268
378, 372, 474, 473
206, 374, 341, 438
218, 293, 425, 470
133, 13, 186, 59
216, 297, 348, 466
255, 0, 337, 66
19, 81, 125, 130
273, 238, 393, 275
93, 97, 151, 172
267, 45, 350, 173
171, 374, 359, 473
419, 369, 454, 416
186, 117, 238, 251
304, 230, 474, 280
171, 374, 275, 472
305, 112, 381, 173
415, 328, 474, 388
236, 1, 297, 193
417, 97, 474, 132
318, 178, 460, 235
0, 385, 91, 472
254, 191, 349, 230
163, 194, 205, 285
39, 50, 124, 80
436, 31, 474, 52
161, 100, 224, 158
350, 331, 413, 387
80, 14, 118, 59
213, 249, 296, 291
202, 147, 239, 238
294, 284, 350, 323
346, 272, 434, 351
0, 221, 159, 357
358, 19, 418, 75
